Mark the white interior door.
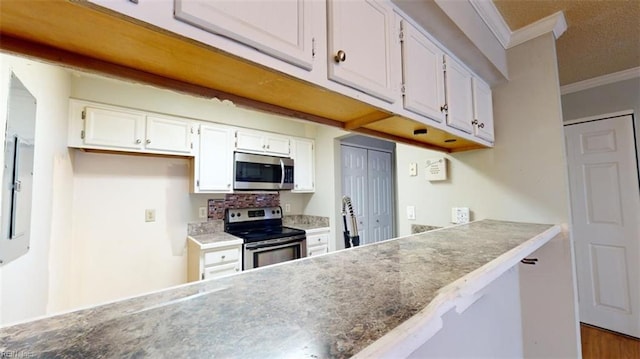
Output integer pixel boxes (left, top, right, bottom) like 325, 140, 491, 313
565, 115, 640, 338
341, 145, 368, 244
368, 150, 393, 243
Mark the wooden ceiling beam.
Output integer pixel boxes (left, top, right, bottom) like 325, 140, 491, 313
343, 112, 392, 130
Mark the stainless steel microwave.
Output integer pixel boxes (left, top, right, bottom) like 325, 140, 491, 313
233, 152, 294, 191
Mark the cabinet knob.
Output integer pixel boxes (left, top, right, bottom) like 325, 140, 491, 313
146, 139, 151, 144
235, 268, 239, 272
440, 104, 448, 112
227, 183, 231, 188
221, 255, 226, 259
478, 123, 485, 129
334, 50, 347, 63
135, 139, 142, 144
471, 119, 479, 126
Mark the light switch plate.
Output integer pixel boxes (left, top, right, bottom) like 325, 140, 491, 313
409, 162, 418, 176
407, 205, 416, 220
198, 207, 207, 219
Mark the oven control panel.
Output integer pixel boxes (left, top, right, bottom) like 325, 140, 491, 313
226, 206, 283, 223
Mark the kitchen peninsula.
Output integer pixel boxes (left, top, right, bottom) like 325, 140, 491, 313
0, 220, 577, 358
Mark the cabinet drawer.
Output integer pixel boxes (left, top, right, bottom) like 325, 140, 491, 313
203, 247, 240, 266
203, 262, 241, 280
308, 244, 328, 257
307, 233, 329, 246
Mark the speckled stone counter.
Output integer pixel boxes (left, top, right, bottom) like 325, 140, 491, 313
188, 231, 242, 248
283, 214, 330, 231
0, 220, 560, 358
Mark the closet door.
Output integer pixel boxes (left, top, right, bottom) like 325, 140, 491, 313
341, 145, 368, 244
368, 150, 393, 243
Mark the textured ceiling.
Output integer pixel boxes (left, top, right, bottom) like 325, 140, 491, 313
493, 0, 640, 85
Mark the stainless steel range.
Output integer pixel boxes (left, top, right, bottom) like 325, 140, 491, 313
224, 206, 306, 270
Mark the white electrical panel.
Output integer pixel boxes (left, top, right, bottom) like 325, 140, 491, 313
426, 158, 447, 181
451, 207, 470, 224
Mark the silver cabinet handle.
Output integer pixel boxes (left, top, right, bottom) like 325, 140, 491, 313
221, 255, 226, 259
135, 139, 141, 144
146, 139, 151, 144
334, 50, 346, 63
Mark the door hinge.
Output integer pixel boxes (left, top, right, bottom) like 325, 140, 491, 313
399, 30, 404, 43
81, 109, 86, 120
201, 273, 204, 280
190, 127, 194, 134
190, 142, 193, 149
80, 130, 85, 139
312, 37, 316, 58
197, 128, 201, 135
400, 83, 406, 94
197, 179, 200, 187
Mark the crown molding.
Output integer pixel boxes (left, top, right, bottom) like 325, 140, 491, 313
560, 67, 640, 95
469, 1, 567, 49
468, 0, 511, 48
508, 11, 567, 48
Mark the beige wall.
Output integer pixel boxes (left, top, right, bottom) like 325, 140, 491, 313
0, 55, 73, 325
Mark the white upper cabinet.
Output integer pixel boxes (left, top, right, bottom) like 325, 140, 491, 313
174, 0, 314, 70
444, 54, 474, 134
327, 0, 396, 103
196, 124, 233, 193
83, 106, 145, 151
73, 101, 195, 155
235, 130, 290, 156
291, 137, 315, 193
400, 20, 445, 122
145, 115, 194, 154
472, 78, 495, 143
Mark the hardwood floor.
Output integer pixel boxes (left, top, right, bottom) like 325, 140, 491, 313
581, 323, 640, 359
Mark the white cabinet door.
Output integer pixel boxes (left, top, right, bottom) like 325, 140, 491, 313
291, 137, 315, 192
235, 130, 264, 153
197, 124, 233, 192
264, 134, 290, 156
444, 55, 474, 134
174, 0, 313, 70
401, 20, 445, 122
236, 130, 290, 156
145, 115, 194, 154
472, 78, 494, 142
83, 106, 145, 150
328, 0, 396, 103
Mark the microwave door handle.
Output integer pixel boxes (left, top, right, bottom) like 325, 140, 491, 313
279, 158, 285, 189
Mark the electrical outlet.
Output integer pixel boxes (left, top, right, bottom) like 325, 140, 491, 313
145, 209, 156, 222
284, 203, 291, 213
451, 207, 470, 224
198, 207, 207, 219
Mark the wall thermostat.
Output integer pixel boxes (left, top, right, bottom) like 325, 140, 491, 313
426, 158, 447, 181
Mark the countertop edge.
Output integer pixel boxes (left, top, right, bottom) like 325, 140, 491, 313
301, 226, 330, 234
187, 235, 243, 249
353, 223, 565, 359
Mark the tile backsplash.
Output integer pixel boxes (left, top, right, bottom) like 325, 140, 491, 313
208, 193, 280, 219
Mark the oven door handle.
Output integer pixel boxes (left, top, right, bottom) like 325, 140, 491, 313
279, 158, 285, 189
245, 235, 306, 250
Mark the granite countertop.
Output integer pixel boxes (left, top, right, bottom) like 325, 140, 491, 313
188, 231, 242, 248
0, 220, 560, 358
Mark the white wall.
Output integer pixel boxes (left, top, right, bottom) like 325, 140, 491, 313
69, 152, 191, 308
0, 54, 72, 325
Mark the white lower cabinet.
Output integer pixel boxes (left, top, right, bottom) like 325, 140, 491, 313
193, 124, 234, 193
187, 238, 242, 282
306, 228, 330, 257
